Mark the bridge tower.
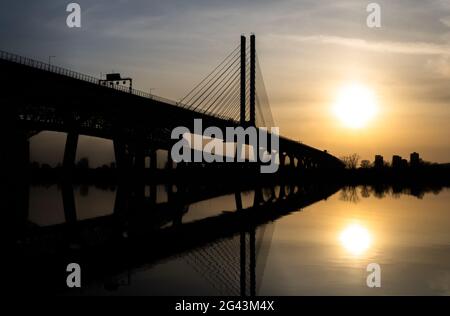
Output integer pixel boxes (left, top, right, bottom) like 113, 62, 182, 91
240, 36, 246, 126
240, 34, 256, 127
249, 34, 256, 127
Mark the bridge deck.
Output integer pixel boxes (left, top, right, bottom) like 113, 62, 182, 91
0, 50, 344, 169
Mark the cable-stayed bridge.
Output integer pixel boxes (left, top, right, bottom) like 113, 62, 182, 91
0, 35, 343, 173
12, 180, 340, 296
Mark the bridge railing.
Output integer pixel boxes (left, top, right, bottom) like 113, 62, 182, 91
0, 50, 101, 84
0, 50, 210, 115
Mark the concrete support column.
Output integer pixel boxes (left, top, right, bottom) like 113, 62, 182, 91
63, 132, 79, 169
279, 183, 286, 199
279, 153, 286, 169
270, 186, 276, 201
134, 142, 146, 171
299, 157, 305, 169
253, 186, 263, 207
290, 155, 296, 168
150, 148, 157, 170
114, 184, 129, 215
62, 182, 77, 224
114, 139, 128, 169
249, 227, 256, 296
235, 191, 243, 211
167, 152, 173, 170
0, 111, 30, 228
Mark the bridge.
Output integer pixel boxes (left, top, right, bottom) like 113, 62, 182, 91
0, 35, 343, 175
11, 180, 340, 295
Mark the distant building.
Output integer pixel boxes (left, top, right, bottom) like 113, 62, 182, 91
392, 155, 402, 168
410, 152, 420, 167
374, 155, 384, 168
401, 158, 408, 168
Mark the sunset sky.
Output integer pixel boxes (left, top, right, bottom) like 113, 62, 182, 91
1, 0, 449, 165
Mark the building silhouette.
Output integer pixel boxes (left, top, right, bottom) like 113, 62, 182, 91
374, 155, 384, 168
392, 155, 409, 168
410, 152, 420, 167
392, 155, 402, 168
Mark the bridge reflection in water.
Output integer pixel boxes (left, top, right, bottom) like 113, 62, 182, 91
9, 179, 340, 296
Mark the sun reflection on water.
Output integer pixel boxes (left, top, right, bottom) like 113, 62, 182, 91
339, 223, 372, 256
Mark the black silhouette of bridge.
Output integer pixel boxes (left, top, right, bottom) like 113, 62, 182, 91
12, 179, 339, 296
0, 35, 343, 174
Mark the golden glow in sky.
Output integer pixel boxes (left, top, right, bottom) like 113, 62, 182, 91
332, 83, 378, 129
339, 223, 372, 256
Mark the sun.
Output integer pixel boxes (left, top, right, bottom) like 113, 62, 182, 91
332, 83, 378, 128
339, 223, 372, 256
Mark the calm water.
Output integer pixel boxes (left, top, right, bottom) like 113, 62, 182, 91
24, 184, 450, 295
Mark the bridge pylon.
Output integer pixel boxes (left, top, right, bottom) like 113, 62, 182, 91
240, 35, 246, 126
249, 34, 256, 127
240, 34, 256, 127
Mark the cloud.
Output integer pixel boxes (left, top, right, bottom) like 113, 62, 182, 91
426, 56, 450, 78
278, 35, 450, 55
280, 34, 450, 56
440, 16, 450, 27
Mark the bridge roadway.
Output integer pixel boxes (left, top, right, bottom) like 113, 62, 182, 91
0, 51, 344, 172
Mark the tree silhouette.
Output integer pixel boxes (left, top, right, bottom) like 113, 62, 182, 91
360, 160, 372, 169
340, 153, 360, 169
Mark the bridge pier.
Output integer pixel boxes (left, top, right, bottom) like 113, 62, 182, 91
253, 186, 263, 207
148, 184, 157, 205
19, 135, 30, 172
167, 152, 173, 170
235, 191, 243, 211
249, 227, 256, 297
270, 186, 277, 202
290, 154, 296, 168
238, 225, 257, 296
135, 142, 147, 206
63, 132, 79, 169
148, 148, 157, 205
61, 182, 83, 249
279, 183, 286, 199
298, 157, 305, 169
149, 148, 157, 170
114, 139, 129, 169
134, 141, 146, 171
62, 182, 77, 224
280, 153, 287, 170
0, 117, 31, 228
171, 185, 187, 227
172, 205, 185, 227
236, 186, 247, 296
0, 126, 30, 172
114, 184, 131, 215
